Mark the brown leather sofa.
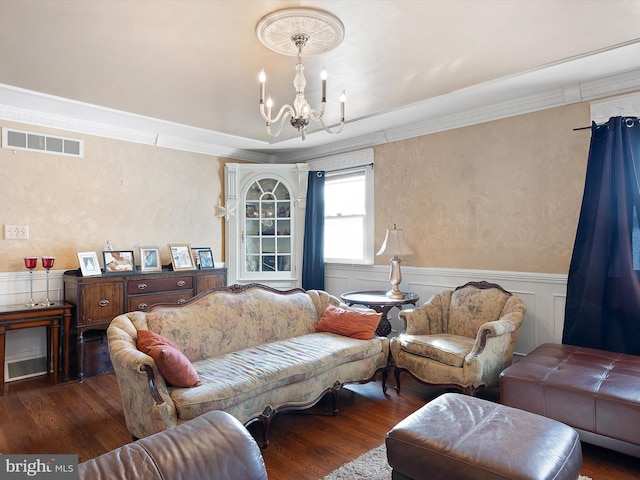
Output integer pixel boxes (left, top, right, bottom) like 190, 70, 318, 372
501, 343, 640, 458
78, 410, 268, 479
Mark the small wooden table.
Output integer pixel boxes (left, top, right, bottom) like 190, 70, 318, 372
0, 302, 73, 395
340, 290, 420, 336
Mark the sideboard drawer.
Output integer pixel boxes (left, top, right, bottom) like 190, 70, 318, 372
127, 291, 193, 311
127, 276, 193, 294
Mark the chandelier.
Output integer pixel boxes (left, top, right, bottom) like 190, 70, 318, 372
256, 8, 346, 141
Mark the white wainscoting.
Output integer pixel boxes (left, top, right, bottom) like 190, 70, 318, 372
0, 266, 568, 365
0, 270, 65, 363
325, 264, 568, 357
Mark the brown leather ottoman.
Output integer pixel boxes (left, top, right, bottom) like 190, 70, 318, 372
500, 343, 640, 458
386, 393, 582, 480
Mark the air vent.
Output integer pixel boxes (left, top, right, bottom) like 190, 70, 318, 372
2, 127, 84, 157
5, 356, 47, 382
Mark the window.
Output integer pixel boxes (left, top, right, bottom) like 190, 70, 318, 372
324, 164, 374, 264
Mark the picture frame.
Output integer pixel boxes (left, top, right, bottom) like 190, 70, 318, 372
77, 251, 101, 277
192, 247, 214, 269
103, 250, 135, 274
168, 243, 195, 271
140, 246, 162, 273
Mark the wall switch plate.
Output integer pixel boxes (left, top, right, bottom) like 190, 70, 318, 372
4, 224, 29, 240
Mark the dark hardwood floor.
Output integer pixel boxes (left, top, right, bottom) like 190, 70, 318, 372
1, 372, 639, 479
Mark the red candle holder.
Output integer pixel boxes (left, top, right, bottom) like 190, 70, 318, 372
24, 257, 37, 269
42, 256, 56, 306
42, 256, 55, 269
23, 257, 38, 307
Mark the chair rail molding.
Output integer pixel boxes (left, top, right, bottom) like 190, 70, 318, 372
325, 263, 567, 357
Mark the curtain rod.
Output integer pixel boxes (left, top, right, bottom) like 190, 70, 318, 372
323, 162, 374, 174
574, 118, 639, 131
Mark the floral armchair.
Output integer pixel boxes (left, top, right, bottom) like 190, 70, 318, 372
390, 281, 526, 396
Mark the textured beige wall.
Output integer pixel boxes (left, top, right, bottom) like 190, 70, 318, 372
0, 121, 234, 272
0, 100, 592, 275
373, 102, 591, 274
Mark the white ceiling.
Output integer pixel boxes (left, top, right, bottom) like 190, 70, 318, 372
1, 0, 640, 161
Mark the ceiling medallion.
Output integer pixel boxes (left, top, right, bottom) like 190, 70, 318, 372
256, 7, 346, 141
256, 7, 345, 56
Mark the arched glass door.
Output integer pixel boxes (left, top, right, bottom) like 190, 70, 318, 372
244, 177, 292, 275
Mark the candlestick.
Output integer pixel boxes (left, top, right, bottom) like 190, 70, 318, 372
23, 257, 38, 307
321, 68, 327, 102
41, 256, 55, 306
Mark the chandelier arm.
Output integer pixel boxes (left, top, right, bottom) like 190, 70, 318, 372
307, 103, 327, 122
266, 111, 294, 137
260, 102, 295, 125
318, 116, 345, 135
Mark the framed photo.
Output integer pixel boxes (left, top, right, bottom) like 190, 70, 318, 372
103, 250, 135, 274
168, 243, 195, 271
140, 246, 162, 273
192, 247, 214, 269
77, 251, 101, 277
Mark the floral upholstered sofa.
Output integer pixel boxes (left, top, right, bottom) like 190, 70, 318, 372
107, 283, 389, 445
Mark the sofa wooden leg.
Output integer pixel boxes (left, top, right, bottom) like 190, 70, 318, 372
381, 367, 388, 393
258, 405, 276, 448
330, 381, 342, 416
462, 385, 480, 397
394, 367, 402, 393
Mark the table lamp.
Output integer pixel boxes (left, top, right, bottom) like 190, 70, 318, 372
376, 224, 414, 299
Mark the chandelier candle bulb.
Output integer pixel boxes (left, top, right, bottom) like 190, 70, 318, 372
259, 70, 266, 102
266, 97, 272, 119
321, 68, 327, 101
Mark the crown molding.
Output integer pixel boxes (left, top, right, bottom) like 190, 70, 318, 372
1, 67, 639, 164
0, 83, 276, 163
279, 68, 640, 162
0, 103, 158, 146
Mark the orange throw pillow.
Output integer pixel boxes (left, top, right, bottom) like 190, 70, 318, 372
316, 304, 381, 340
137, 329, 180, 351
136, 330, 201, 388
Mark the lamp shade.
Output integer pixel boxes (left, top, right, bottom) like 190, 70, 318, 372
376, 226, 414, 256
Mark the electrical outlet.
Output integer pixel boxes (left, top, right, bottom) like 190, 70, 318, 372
4, 224, 29, 240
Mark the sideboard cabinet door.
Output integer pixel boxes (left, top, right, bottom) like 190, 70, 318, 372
79, 281, 124, 326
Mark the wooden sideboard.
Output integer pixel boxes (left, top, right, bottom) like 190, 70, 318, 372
63, 268, 227, 379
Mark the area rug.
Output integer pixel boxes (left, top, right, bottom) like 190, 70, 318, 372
322, 443, 593, 480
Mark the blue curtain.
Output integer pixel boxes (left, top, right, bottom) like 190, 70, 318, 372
563, 117, 640, 355
302, 171, 325, 290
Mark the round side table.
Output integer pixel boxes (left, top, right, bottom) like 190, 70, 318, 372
340, 290, 420, 336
